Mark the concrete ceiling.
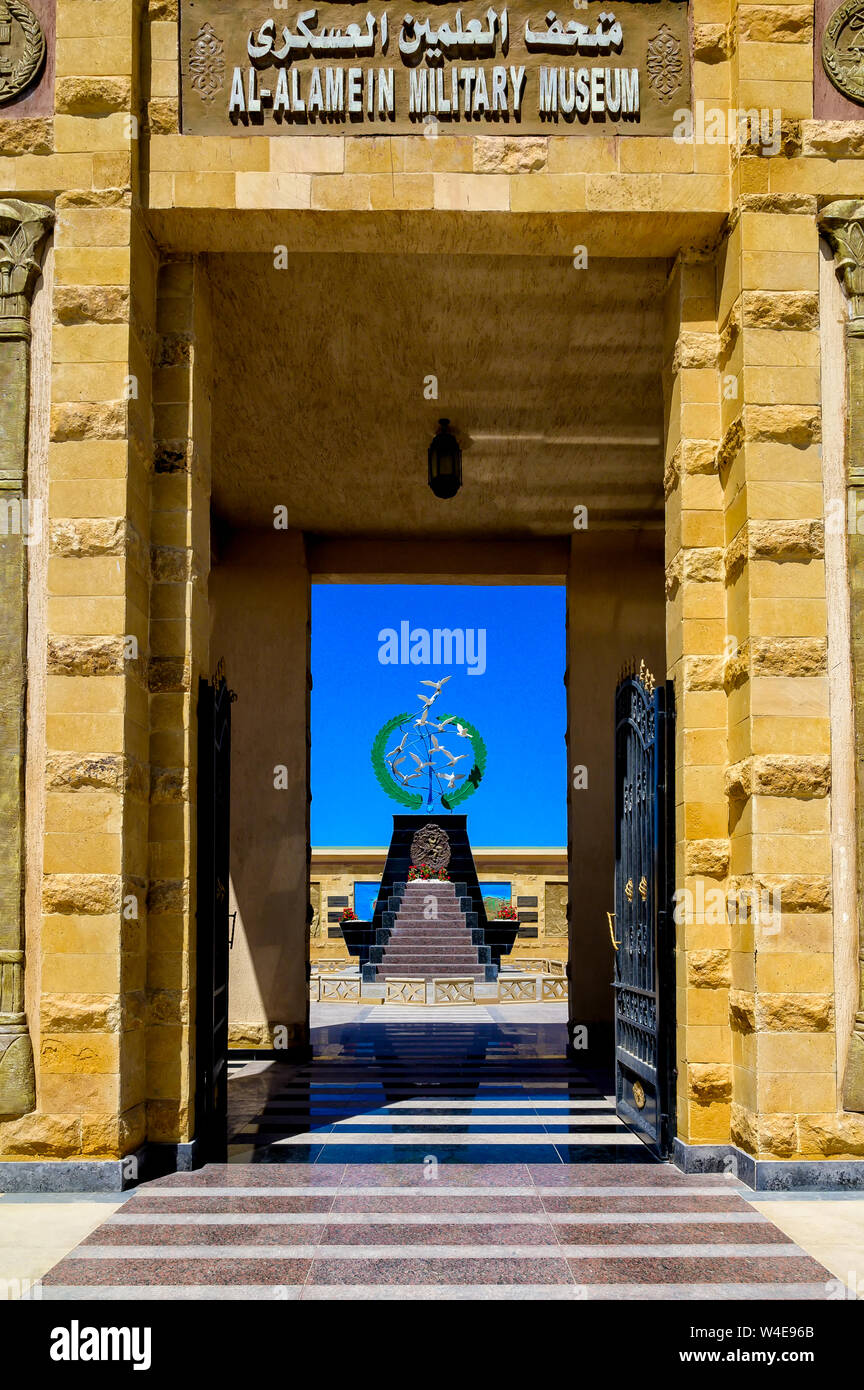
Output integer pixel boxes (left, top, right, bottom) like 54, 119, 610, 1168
208, 251, 668, 536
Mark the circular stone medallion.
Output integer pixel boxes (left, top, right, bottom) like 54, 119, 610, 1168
410, 823, 451, 870
823, 0, 864, 104
0, 2, 46, 107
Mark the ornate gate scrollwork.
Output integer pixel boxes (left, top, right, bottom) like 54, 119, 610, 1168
612, 661, 676, 1156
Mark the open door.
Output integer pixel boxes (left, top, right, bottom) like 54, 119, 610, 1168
195, 664, 234, 1163
612, 663, 676, 1157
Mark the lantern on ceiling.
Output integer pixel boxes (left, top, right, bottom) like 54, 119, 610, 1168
427, 418, 462, 500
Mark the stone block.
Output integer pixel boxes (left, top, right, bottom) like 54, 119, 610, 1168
733, 1104, 798, 1157
687, 949, 732, 988
0, 116, 53, 155
757, 992, 834, 1032
146, 1099, 191, 1144
148, 98, 179, 134
40, 994, 122, 1032
271, 136, 344, 173
738, 6, 812, 43
235, 173, 311, 209
147, 879, 187, 915
546, 135, 616, 173
687, 1062, 733, 1101
56, 77, 132, 114
369, 174, 434, 210
474, 136, 547, 173
40, 1030, 119, 1074
43, 874, 122, 915
797, 1113, 864, 1157
754, 874, 831, 912
0, 1113, 81, 1158
54, 285, 130, 325
685, 838, 730, 878
730, 989, 756, 1032
755, 754, 830, 798
51, 401, 127, 441
800, 121, 864, 159
433, 172, 509, 210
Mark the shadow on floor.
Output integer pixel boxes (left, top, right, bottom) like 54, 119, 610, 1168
226, 1020, 658, 1165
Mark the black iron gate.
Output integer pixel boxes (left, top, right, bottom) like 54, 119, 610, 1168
195, 665, 234, 1163
611, 662, 675, 1156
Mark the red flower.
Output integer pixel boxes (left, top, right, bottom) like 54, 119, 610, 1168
408, 863, 450, 882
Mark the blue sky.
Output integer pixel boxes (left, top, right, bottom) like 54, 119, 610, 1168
311, 584, 566, 846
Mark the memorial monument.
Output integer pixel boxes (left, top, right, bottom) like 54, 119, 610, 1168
341, 677, 518, 981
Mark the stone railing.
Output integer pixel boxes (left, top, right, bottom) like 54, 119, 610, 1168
498, 974, 567, 1002
383, 977, 477, 1004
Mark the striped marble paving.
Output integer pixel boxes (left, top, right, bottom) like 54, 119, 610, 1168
40, 1163, 834, 1300
41, 1022, 838, 1300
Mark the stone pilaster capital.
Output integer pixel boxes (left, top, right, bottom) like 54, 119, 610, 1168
819, 199, 864, 325
0, 198, 52, 339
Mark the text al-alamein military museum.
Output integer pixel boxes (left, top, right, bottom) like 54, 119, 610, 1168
4, 0, 864, 1195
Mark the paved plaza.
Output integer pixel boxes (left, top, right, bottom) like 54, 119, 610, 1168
21, 1019, 859, 1301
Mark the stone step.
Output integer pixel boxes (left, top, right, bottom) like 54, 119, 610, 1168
402, 884, 458, 895
377, 964, 487, 975
393, 924, 470, 933
377, 972, 486, 981
387, 938, 475, 948
395, 908, 466, 917
380, 956, 483, 968
382, 942, 479, 951
393, 913, 467, 920
383, 950, 483, 961
380, 958, 483, 969
388, 929, 474, 939
394, 924, 468, 933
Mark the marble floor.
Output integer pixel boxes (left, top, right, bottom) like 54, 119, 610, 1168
28, 1019, 858, 1300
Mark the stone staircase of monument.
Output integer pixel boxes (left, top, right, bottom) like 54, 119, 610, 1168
374, 880, 490, 980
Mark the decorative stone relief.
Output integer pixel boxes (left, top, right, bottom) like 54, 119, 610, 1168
188, 21, 225, 104
823, 0, 864, 105
820, 198, 864, 1111
820, 200, 864, 319
0, 198, 52, 1118
0, 1, 45, 107
645, 23, 683, 104
409, 822, 451, 869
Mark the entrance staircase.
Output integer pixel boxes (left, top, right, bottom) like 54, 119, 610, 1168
373, 880, 491, 981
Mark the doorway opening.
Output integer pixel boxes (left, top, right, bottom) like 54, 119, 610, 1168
197, 245, 673, 1163
309, 580, 568, 1002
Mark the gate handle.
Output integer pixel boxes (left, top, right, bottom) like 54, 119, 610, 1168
607, 911, 620, 951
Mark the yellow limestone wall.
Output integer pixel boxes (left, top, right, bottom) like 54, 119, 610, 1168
0, 0, 862, 1165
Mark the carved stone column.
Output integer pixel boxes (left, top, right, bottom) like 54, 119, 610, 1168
820, 200, 864, 1110
0, 199, 52, 1118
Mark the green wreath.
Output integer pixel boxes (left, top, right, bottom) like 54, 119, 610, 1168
437, 713, 486, 809
371, 712, 423, 808
370, 710, 486, 809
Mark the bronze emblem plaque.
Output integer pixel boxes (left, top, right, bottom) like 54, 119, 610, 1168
823, 0, 864, 104
179, 0, 692, 135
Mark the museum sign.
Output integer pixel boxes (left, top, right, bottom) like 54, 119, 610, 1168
179, 0, 692, 135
